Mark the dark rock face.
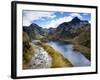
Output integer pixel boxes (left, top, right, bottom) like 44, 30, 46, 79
58, 17, 89, 29
47, 17, 90, 40
71, 17, 81, 23
23, 23, 45, 40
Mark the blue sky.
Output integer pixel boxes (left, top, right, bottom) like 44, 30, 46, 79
23, 10, 91, 28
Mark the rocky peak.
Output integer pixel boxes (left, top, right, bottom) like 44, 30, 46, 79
71, 17, 81, 23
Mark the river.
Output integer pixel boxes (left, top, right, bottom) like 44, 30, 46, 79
48, 41, 90, 67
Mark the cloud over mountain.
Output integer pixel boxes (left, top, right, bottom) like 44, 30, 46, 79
23, 11, 56, 26
23, 11, 91, 28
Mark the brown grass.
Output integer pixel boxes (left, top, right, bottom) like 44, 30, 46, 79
73, 44, 91, 60
41, 43, 73, 68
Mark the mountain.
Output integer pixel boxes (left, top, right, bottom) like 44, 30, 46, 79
23, 17, 90, 42
58, 17, 89, 30
71, 17, 81, 23
47, 17, 90, 40
23, 23, 45, 41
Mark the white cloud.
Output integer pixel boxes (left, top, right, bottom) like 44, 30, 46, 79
44, 13, 83, 28
23, 11, 83, 28
23, 19, 31, 27
82, 13, 89, 15
70, 13, 82, 19
89, 20, 91, 23
23, 11, 56, 26
44, 16, 73, 28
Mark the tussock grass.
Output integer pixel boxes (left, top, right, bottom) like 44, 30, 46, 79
41, 43, 73, 68
23, 45, 34, 64
74, 44, 91, 60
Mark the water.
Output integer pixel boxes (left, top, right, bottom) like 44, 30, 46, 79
48, 41, 90, 67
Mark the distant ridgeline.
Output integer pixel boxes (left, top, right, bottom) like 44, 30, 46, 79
23, 17, 90, 41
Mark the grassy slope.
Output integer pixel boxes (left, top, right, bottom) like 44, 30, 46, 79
23, 32, 35, 69
72, 30, 91, 60
73, 44, 90, 60
41, 43, 73, 68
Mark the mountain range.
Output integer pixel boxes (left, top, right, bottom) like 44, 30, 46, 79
23, 17, 90, 47
47, 17, 90, 40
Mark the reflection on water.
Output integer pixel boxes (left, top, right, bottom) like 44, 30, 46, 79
48, 41, 90, 67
